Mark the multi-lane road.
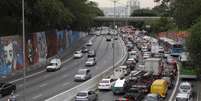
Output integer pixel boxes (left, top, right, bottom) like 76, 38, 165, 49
0, 35, 125, 101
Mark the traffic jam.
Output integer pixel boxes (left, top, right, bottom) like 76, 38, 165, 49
74, 26, 193, 101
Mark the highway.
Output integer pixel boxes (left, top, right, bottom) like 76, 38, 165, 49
0, 34, 125, 101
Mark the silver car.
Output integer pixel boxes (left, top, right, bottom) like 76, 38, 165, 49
85, 58, 96, 66
74, 69, 92, 81
75, 91, 97, 101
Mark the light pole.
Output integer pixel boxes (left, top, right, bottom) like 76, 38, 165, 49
22, 0, 26, 101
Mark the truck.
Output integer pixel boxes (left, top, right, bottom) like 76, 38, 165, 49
124, 72, 154, 100
140, 58, 163, 76
180, 61, 197, 79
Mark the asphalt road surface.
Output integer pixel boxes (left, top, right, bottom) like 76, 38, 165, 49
0, 35, 125, 101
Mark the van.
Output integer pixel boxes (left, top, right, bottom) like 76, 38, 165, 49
151, 79, 168, 98
112, 79, 127, 95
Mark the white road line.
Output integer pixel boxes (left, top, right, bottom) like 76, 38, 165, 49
39, 83, 47, 88
62, 74, 69, 78
197, 81, 200, 101
15, 94, 20, 97
63, 82, 70, 86
32, 94, 42, 99
18, 84, 23, 87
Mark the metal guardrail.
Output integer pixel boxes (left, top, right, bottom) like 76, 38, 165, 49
45, 37, 128, 101
168, 62, 180, 101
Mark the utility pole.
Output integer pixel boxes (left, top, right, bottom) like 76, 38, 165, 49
22, 0, 26, 101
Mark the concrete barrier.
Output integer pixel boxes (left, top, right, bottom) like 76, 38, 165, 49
45, 37, 128, 101
168, 62, 180, 101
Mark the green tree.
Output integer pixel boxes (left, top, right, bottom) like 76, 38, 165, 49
186, 17, 201, 72
131, 9, 157, 17
171, 0, 201, 29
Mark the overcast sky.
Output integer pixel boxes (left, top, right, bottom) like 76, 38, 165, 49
90, 0, 157, 9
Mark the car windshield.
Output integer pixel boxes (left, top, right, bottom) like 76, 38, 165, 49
144, 96, 157, 101
74, 51, 80, 54
180, 85, 190, 90
49, 63, 57, 66
78, 70, 86, 75
176, 98, 188, 101
101, 80, 109, 83
88, 58, 94, 61
77, 92, 87, 97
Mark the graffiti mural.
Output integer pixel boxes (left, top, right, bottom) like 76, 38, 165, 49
25, 34, 38, 65
36, 32, 47, 62
46, 30, 58, 58
57, 30, 66, 54
0, 36, 23, 76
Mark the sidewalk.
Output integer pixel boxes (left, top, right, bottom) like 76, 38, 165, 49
0, 35, 93, 83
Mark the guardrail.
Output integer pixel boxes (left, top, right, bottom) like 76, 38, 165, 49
168, 62, 180, 101
45, 37, 128, 101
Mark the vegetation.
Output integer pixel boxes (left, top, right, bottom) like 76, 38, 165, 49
0, 0, 104, 35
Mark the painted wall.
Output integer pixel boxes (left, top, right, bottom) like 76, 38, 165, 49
0, 29, 87, 76
0, 36, 23, 76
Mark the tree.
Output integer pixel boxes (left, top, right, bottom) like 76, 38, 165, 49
131, 9, 157, 17
171, 0, 201, 29
186, 17, 201, 73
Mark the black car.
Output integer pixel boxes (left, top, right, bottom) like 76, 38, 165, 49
88, 50, 96, 57
0, 83, 16, 96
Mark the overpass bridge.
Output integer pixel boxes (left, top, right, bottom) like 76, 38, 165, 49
94, 16, 166, 22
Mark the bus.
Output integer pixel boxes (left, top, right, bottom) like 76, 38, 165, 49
159, 37, 184, 57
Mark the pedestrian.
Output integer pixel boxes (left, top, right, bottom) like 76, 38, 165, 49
8, 92, 16, 101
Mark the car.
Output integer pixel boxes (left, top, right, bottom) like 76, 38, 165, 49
166, 55, 176, 64
74, 51, 83, 58
75, 90, 97, 101
88, 50, 96, 58
46, 58, 61, 72
106, 37, 112, 41
143, 53, 151, 59
85, 58, 96, 66
81, 47, 88, 53
143, 93, 160, 101
86, 40, 93, 46
0, 83, 16, 97
175, 93, 193, 101
98, 78, 115, 90
179, 82, 192, 94
74, 69, 92, 81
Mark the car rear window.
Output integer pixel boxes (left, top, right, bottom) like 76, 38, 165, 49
77, 92, 87, 96
101, 80, 110, 83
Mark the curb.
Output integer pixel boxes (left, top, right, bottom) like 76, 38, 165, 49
168, 62, 180, 101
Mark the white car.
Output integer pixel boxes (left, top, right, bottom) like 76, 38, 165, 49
74, 51, 83, 58
74, 69, 92, 81
86, 40, 93, 46
179, 82, 192, 94
98, 78, 114, 90
75, 91, 97, 101
46, 58, 61, 72
143, 53, 151, 59
85, 58, 96, 66
175, 93, 192, 101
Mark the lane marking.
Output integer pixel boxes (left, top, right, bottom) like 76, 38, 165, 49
18, 84, 23, 88
197, 81, 200, 101
39, 83, 47, 88
63, 82, 70, 86
32, 94, 43, 99
62, 74, 70, 78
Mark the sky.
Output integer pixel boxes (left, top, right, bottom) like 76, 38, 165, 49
90, 0, 157, 9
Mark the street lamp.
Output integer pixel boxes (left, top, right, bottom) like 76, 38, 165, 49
22, 0, 26, 101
